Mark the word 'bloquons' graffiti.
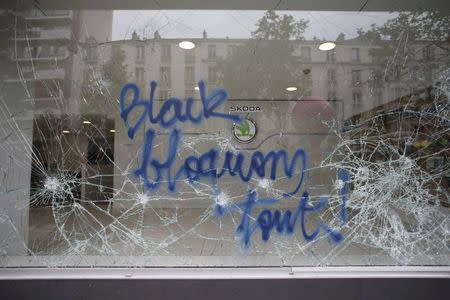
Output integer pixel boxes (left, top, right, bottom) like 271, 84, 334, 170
119, 80, 349, 247
133, 128, 307, 195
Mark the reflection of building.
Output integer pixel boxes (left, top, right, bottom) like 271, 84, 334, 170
81, 31, 446, 119
4, 9, 112, 113
72, 30, 449, 206
0, 9, 113, 254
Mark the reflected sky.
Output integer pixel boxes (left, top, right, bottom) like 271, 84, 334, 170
113, 10, 396, 40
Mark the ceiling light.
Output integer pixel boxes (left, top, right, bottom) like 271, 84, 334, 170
179, 41, 195, 50
110, 129, 116, 133
62, 130, 70, 134
82, 120, 91, 124
286, 87, 297, 91
319, 42, 336, 51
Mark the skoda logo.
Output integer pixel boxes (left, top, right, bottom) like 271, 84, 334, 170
232, 118, 257, 143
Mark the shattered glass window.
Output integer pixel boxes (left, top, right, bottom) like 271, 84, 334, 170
0, 3, 449, 268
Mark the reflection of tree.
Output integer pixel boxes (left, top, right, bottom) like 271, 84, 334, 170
357, 11, 450, 46
353, 12, 450, 198
82, 45, 128, 111
357, 12, 450, 87
102, 46, 128, 99
377, 12, 448, 41
217, 10, 309, 99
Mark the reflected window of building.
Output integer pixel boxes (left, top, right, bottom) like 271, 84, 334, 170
185, 89, 195, 98
227, 45, 238, 56
301, 46, 311, 61
24, 46, 32, 58
326, 50, 336, 62
86, 46, 97, 62
159, 89, 170, 100
351, 69, 362, 86
49, 45, 55, 56
375, 91, 383, 106
394, 87, 404, 99
327, 69, 336, 83
57, 46, 65, 57
327, 90, 337, 100
185, 48, 195, 64
135, 67, 144, 84
394, 65, 402, 80
111, 44, 121, 55
161, 44, 171, 61
351, 47, 360, 62
136, 45, 145, 60
423, 67, 433, 81
208, 65, 217, 83
185, 66, 195, 83
422, 45, 434, 60
160, 66, 171, 87
352, 90, 362, 107
208, 44, 217, 59
370, 70, 382, 88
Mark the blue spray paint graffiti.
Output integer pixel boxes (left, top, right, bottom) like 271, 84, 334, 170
119, 81, 349, 247
133, 128, 307, 195
119, 80, 241, 138
233, 169, 349, 248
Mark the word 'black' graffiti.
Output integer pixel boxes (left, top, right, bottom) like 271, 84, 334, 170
119, 80, 241, 138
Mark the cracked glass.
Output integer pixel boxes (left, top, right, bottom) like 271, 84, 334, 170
0, 3, 449, 267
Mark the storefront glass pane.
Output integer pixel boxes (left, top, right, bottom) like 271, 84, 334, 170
0, 4, 449, 267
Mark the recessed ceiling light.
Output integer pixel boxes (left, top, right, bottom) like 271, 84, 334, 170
110, 129, 116, 133
62, 130, 70, 134
194, 86, 199, 91
82, 120, 91, 124
179, 41, 195, 50
319, 42, 336, 51
286, 87, 297, 91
